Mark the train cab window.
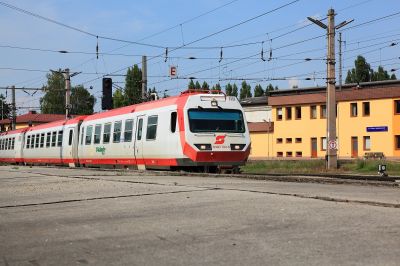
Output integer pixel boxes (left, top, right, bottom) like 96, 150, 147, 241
94, 124, 101, 144
51, 131, 57, 147
146, 116, 158, 140
113, 121, 122, 143
26, 136, 31, 149
40, 133, 45, 148
188, 109, 245, 133
137, 119, 143, 140
57, 131, 63, 147
85, 126, 93, 145
124, 120, 133, 142
46, 132, 51, 147
68, 130, 74, 146
170, 112, 177, 133
103, 123, 111, 144
35, 134, 40, 148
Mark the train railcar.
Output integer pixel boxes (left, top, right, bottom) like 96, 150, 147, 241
0, 91, 250, 172
0, 128, 26, 164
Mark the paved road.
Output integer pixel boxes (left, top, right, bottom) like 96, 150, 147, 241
0, 166, 399, 266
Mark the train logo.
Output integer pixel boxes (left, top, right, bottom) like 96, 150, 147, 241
214, 135, 226, 145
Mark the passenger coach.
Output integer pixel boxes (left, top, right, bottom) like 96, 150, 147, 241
0, 91, 251, 172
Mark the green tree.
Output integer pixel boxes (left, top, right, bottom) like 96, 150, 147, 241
239, 81, 252, 100
371, 66, 397, 81
254, 84, 264, 97
188, 79, 195, 90
0, 94, 10, 119
124, 64, 142, 105
225, 83, 233, 96
345, 55, 372, 83
232, 83, 239, 97
112, 89, 125, 108
266, 83, 275, 92
70, 86, 96, 115
195, 81, 201, 90
201, 81, 209, 91
40, 71, 66, 114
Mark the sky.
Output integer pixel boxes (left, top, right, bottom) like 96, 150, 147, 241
1, 0, 400, 114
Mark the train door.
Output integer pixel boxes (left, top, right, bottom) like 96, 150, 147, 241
64, 127, 76, 167
134, 115, 145, 169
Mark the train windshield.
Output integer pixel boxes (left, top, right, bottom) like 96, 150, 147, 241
188, 108, 245, 133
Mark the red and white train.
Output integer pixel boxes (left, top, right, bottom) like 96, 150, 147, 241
0, 91, 250, 172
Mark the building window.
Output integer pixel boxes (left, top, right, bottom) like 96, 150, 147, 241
286, 138, 292, 143
277, 152, 283, 157
395, 135, 400, 150
146, 116, 158, 140
310, 105, 317, 119
124, 120, 133, 142
286, 107, 292, 120
296, 151, 302, 157
350, 103, 358, 117
286, 151, 293, 157
321, 137, 327, 151
276, 138, 283, 144
295, 106, 301, 119
103, 123, 111, 144
320, 105, 326, 118
94, 124, 102, 144
363, 136, 371, 150
113, 121, 122, 143
295, 138, 302, 143
362, 102, 370, 116
277, 107, 283, 120
395, 100, 400, 114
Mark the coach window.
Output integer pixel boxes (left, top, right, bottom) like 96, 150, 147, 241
40, 133, 45, 148
146, 116, 158, 140
137, 119, 143, 140
94, 124, 101, 144
57, 131, 63, 147
35, 134, 40, 148
51, 131, 57, 147
0, 139, 3, 150
68, 129, 74, 146
11, 138, 15, 150
80, 127, 85, 145
85, 126, 93, 145
25, 136, 30, 149
113, 121, 122, 143
170, 112, 177, 133
103, 123, 111, 144
124, 120, 133, 142
46, 132, 51, 147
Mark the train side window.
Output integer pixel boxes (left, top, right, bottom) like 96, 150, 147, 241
85, 126, 93, 145
51, 131, 57, 147
0, 139, 2, 150
103, 123, 111, 144
94, 124, 101, 144
25, 136, 29, 149
170, 112, 177, 133
68, 129, 74, 146
137, 119, 143, 140
57, 131, 63, 147
11, 138, 15, 150
35, 134, 40, 148
80, 127, 84, 145
46, 132, 51, 147
4, 138, 8, 150
146, 115, 158, 140
124, 120, 133, 142
40, 133, 45, 148
113, 121, 122, 143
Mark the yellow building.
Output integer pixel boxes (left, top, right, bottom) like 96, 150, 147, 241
246, 80, 400, 160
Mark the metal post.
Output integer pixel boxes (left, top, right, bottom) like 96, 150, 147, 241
63, 68, 71, 119
338, 32, 343, 91
327, 9, 337, 169
142, 55, 147, 100
11, 85, 16, 130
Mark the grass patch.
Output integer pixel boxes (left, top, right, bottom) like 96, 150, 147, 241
242, 160, 400, 176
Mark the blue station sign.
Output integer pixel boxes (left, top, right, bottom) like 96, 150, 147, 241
366, 126, 388, 132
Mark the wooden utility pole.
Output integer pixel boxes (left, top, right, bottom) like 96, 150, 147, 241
11, 85, 16, 130
308, 9, 353, 170
142, 55, 147, 100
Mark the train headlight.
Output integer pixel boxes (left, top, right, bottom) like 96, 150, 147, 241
211, 99, 218, 107
230, 144, 245, 150
194, 144, 212, 150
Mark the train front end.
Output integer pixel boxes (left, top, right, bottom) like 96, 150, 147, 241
179, 93, 251, 172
